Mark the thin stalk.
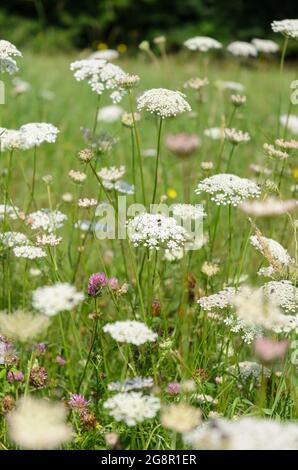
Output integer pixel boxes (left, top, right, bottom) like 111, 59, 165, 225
152, 117, 163, 204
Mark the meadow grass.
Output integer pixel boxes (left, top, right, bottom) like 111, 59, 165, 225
0, 50, 297, 450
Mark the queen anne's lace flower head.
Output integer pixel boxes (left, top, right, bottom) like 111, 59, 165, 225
251, 38, 279, 53
227, 41, 258, 57
70, 59, 127, 103
224, 128, 250, 144
32, 283, 84, 316
195, 174, 261, 206
0, 310, 50, 342
184, 36, 222, 52
7, 397, 72, 449
172, 204, 206, 221
19, 123, 59, 148
89, 49, 119, 61
108, 376, 154, 392
271, 19, 298, 39
97, 166, 126, 182
198, 287, 236, 311
240, 197, 297, 217
262, 280, 298, 313
0, 40, 22, 74
103, 392, 160, 426
97, 105, 123, 123
103, 320, 157, 345
137, 88, 191, 118
0, 231, 28, 248
183, 417, 298, 450
127, 213, 189, 250
280, 114, 298, 135
250, 235, 292, 266
26, 209, 67, 232
204, 127, 224, 140
0, 129, 27, 151
0, 204, 19, 220
13, 246, 47, 260
227, 361, 270, 381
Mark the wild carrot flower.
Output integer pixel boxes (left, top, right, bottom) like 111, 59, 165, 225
227, 41, 257, 57
32, 283, 84, 316
103, 392, 160, 426
103, 320, 157, 345
184, 36, 222, 52
7, 397, 72, 449
137, 88, 191, 118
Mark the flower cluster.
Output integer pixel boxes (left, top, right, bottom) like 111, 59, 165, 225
32, 283, 84, 316
184, 36, 222, 52
0, 39, 22, 74
103, 392, 160, 426
195, 174, 261, 206
227, 41, 258, 57
103, 320, 157, 345
271, 19, 298, 39
137, 88, 191, 118
127, 213, 189, 250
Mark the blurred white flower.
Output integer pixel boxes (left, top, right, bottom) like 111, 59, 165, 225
32, 283, 84, 316
103, 392, 160, 426
184, 36, 222, 52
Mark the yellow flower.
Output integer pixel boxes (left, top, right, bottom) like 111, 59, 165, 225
293, 168, 298, 179
97, 42, 108, 50
167, 188, 177, 199
117, 44, 127, 53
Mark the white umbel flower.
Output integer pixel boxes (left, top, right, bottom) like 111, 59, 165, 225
32, 283, 84, 316
70, 59, 127, 102
19, 123, 59, 148
103, 320, 157, 345
97, 165, 126, 182
183, 417, 298, 450
27, 209, 67, 232
184, 36, 222, 52
204, 127, 224, 140
263, 280, 298, 313
0, 204, 19, 220
0, 310, 50, 342
0, 39, 22, 74
127, 213, 189, 250
97, 105, 123, 122
103, 392, 160, 426
36, 234, 62, 247
252, 38, 279, 53
250, 235, 292, 266
69, 169, 87, 183
89, 49, 119, 61
227, 41, 258, 57
108, 376, 154, 392
0, 231, 28, 248
0, 128, 27, 151
137, 88, 191, 118
172, 203, 206, 220
198, 287, 236, 311
7, 397, 72, 449
271, 19, 298, 39
280, 114, 298, 135
78, 198, 97, 208
224, 128, 250, 144
195, 174, 260, 206
13, 245, 47, 259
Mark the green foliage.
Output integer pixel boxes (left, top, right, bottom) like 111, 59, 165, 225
0, 1, 297, 51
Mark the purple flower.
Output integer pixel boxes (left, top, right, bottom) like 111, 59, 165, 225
7, 370, 24, 382
56, 355, 66, 366
88, 272, 107, 297
33, 342, 47, 353
167, 381, 181, 395
68, 393, 90, 410
108, 277, 119, 290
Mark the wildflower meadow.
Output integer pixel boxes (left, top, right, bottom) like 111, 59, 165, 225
0, 18, 298, 453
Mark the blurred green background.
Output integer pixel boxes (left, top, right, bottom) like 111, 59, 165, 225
1, 0, 297, 53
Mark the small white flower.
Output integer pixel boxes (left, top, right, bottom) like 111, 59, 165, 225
36, 234, 62, 247
195, 174, 260, 206
97, 166, 126, 182
97, 105, 124, 123
69, 169, 87, 183
7, 397, 72, 449
0, 231, 28, 248
127, 213, 189, 250
0, 204, 19, 220
137, 88, 191, 118
0, 40, 22, 74
32, 283, 84, 316
271, 19, 298, 39
108, 376, 154, 392
204, 127, 224, 140
252, 38, 279, 53
103, 320, 157, 345
103, 392, 160, 426
19, 123, 59, 148
227, 41, 257, 57
184, 36, 222, 52
224, 128, 250, 144
280, 114, 298, 135
26, 209, 67, 232
13, 245, 47, 259
78, 198, 97, 208
172, 203, 206, 220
